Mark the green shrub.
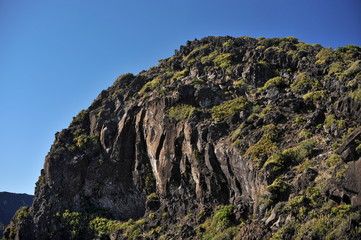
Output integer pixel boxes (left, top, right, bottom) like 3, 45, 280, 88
245, 124, 278, 164
183, 44, 211, 62
201, 50, 219, 64
296, 41, 313, 52
281, 140, 316, 164
138, 76, 164, 95
339, 45, 361, 61
89, 217, 120, 236
260, 77, 287, 91
56, 209, 88, 237
213, 53, 233, 69
331, 204, 352, 217
167, 104, 197, 121
211, 97, 249, 122
294, 116, 306, 126
337, 44, 361, 53
356, 143, 361, 152
324, 115, 346, 130
37, 175, 45, 185
335, 164, 348, 179
74, 134, 99, 149
74, 134, 88, 148
263, 152, 286, 175
315, 48, 338, 64
326, 154, 342, 167
259, 105, 276, 118
267, 178, 291, 199
305, 187, 323, 207
270, 222, 298, 240
230, 123, 245, 141
145, 226, 162, 237
327, 62, 344, 77
298, 129, 313, 139
258, 60, 270, 68
120, 218, 146, 240
324, 114, 335, 129
297, 158, 315, 172
113, 73, 134, 85
213, 205, 235, 222
14, 206, 29, 221
295, 217, 331, 240
145, 173, 155, 187
147, 192, 158, 200
171, 69, 189, 81
211, 227, 239, 240
290, 72, 318, 92
349, 88, 361, 103
344, 60, 361, 76
263, 140, 316, 175
303, 90, 326, 102
260, 177, 291, 209
258, 38, 282, 48
72, 110, 88, 125
233, 78, 249, 88
284, 196, 309, 217
191, 78, 204, 86
222, 39, 234, 47
198, 205, 238, 240
347, 73, 361, 87
280, 36, 299, 44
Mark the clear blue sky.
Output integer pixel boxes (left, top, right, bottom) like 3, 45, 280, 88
1, 0, 360, 195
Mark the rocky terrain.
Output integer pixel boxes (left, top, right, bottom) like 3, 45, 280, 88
0, 192, 33, 238
4, 36, 361, 239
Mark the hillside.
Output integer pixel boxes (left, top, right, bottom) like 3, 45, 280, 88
0, 192, 33, 238
4, 36, 361, 239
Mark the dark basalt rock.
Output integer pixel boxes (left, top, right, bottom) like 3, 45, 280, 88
336, 127, 361, 162
4, 36, 361, 240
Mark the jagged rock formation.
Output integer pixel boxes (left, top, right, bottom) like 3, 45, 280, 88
0, 192, 33, 238
4, 36, 361, 239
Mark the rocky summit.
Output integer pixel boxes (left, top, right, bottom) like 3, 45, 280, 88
4, 36, 361, 240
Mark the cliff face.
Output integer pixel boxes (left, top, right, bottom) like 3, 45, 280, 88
5, 36, 361, 239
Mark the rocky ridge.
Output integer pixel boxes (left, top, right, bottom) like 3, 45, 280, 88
4, 36, 361, 239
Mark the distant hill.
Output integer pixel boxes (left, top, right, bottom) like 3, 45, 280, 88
0, 192, 33, 237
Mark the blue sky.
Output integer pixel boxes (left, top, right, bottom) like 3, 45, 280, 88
0, 0, 360, 195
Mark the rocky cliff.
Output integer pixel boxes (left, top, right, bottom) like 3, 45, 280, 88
4, 36, 361, 239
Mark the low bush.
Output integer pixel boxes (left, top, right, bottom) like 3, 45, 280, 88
171, 69, 189, 81
290, 72, 318, 92
213, 53, 233, 69
303, 90, 326, 102
245, 124, 278, 165
198, 205, 238, 240
167, 104, 198, 121
260, 77, 287, 91
138, 76, 164, 95
212, 97, 249, 122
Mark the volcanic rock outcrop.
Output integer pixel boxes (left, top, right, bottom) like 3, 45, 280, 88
4, 36, 361, 239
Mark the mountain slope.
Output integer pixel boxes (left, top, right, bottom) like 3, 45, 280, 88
4, 36, 361, 239
0, 192, 33, 238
